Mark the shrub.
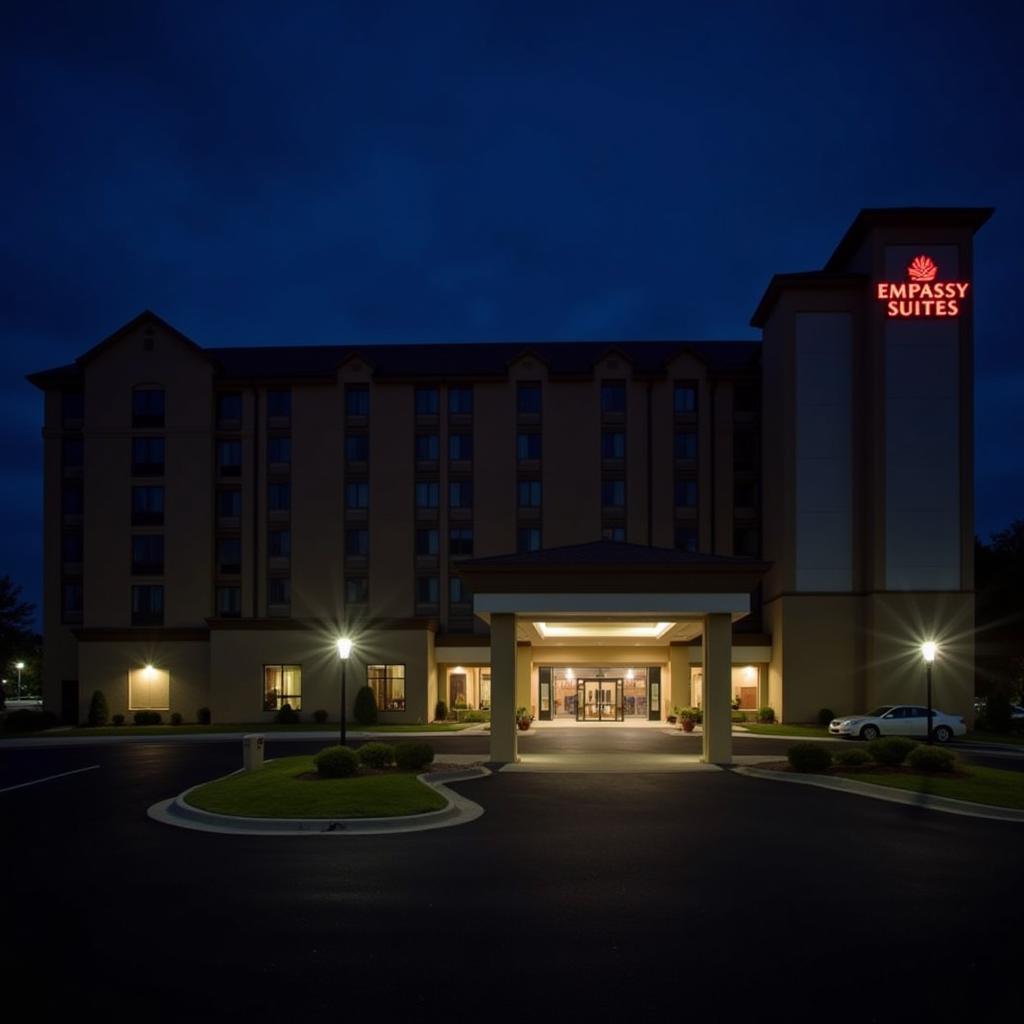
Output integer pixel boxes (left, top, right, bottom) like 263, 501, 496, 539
275, 703, 300, 724
353, 686, 378, 725
170, 712, 183, 726
87, 689, 109, 727
394, 741, 434, 771
461, 710, 490, 723
197, 706, 212, 725
833, 747, 872, 767
731, 711, 746, 723
112, 714, 125, 726
2, 709, 60, 733
787, 743, 833, 773
679, 706, 702, 724
907, 745, 958, 773
357, 742, 395, 769
757, 706, 775, 724
313, 709, 328, 724
817, 708, 836, 727
435, 700, 448, 722
133, 711, 162, 725
868, 736, 917, 767
314, 745, 359, 778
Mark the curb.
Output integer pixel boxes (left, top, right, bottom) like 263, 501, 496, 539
734, 765, 1024, 823
147, 767, 489, 836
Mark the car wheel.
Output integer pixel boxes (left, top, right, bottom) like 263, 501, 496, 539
933, 725, 953, 743
860, 725, 880, 741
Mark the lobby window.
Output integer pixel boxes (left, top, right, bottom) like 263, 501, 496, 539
449, 386, 473, 415
449, 433, 473, 460
268, 437, 291, 466
216, 586, 241, 618
267, 389, 291, 423
345, 528, 369, 557
216, 536, 241, 574
263, 664, 302, 711
132, 485, 164, 526
345, 576, 368, 604
602, 526, 625, 543
62, 531, 83, 564
62, 391, 84, 427
129, 665, 170, 711
131, 584, 164, 626
518, 479, 542, 507
449, 480, 473, 508
346, 384, 369, 417
416, 575, 439, 605
450, 576, 467, 604
416, 528, 439, 556
216, 391, 242, 427
62, 483, 84, 517
217, 487, 240, 521
600, 381, 626, 414
415, 434, 439, 461
132, 535, 165, 575
674, 382, 697, 414
133, 386, 165, 428
368, 664, 406, 712
62, 437, 84, 469
517, 432, 541, 460
218, 440, 242, 476
415, 387, 439, 416
675, 526, 698, 553
269, 483, 291, 512
268, 577, 291, 606
601, 431, 625, 459
674, 430, 697, 460
132, 437, 165, 476
602, 479, 625, 508
269, 529, 291, 558
345, 434, 369, 462
345, 481, 368, 509
675, 480, 698, 508
449, 527, 473, 556
518, 527, 541, 552
517, 382, 541, 415
734, 527, 761, 557
415, 481, 439, 508
62, 580, 83, 619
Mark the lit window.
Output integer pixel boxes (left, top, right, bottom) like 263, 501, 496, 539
449, 387, 473, 415
368, 664, 406, 712
415, 387, 439, 415
673, 383, 697, 414
263, 664, 301, 711
129, 665, 170, 710
415, 434, 439, 461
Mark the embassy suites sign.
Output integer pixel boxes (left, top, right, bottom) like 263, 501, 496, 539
876, 255, 970, 317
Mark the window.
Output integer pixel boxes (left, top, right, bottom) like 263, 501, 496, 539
216, 391, 242, 426
269, 529, 291, 558
345, 384, 369, 417
517, 432, 541, 460
518, 479, 541, 507
344, 528, 369, 557
601, 431, 625, 459
217, 488, 240, 520
674, 430, 698, 460
269, 483, 291, 512
602, 526, 625, 542
216, 536, 241, 574
218, 440, 242, 476
601, 381, 626, 414
129, 665, 170, 710
62, 391, 84, 426
415, 481, 439, 508
449, 387, 473, 415
450, 576, 467, 603
734, 527, 760, 557
63, 483, 84, 517
268, 577, 291, 606
216, 586, 241, 617
449, 527, 473, 556
132, 535, 164, 575
344, 482, 368, 509
133, 437, 165, 476
417, 576, 439, 605
518, 527, 541, 552
734, 383, 758, 414
479, 670, 491, 710
734, 430, 758, 471
415, 434, 439, 461
263, 664, 302, 711
517, 382, 541, 414
62, 532, 83, 563
415, 387, 439, 415
675, 526, 698, 553
674, 383, 697, 414
131, 584, 164, 625
268, 437, 291, 465
133, 485, 164, 525
735, 481, 759, 507
368, 664, 406, 712
345, 576, 368, 604
267, 389, 291, 421
602, 479, 625, 507
675, 480, 698, 508
62, 437, 83, 469
133, 387, 165, 428
345, 434, 369, 462
449, 433, 473, 460
62, 580, 83, 617
416, 528, 439, 556
449, 480, 473, 508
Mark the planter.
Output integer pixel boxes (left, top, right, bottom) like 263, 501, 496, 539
681, 719, 695, 733
516, 719, 531, 731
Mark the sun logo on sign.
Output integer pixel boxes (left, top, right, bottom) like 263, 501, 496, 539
907, 255, 937, 282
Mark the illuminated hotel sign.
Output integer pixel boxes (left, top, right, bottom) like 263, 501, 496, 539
876, 255, 970, 317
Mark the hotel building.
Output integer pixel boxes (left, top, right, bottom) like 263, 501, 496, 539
29, 207, 990, 762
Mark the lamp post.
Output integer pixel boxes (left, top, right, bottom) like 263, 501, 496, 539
922, 641, 937, 745
336, 638, 353, 746
15, 662, 25, 701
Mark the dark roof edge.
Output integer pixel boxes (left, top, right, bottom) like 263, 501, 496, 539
75, 310, 212, 369
750, 272, 867, 328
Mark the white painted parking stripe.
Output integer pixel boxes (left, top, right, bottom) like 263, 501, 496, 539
0, 764, 100, 794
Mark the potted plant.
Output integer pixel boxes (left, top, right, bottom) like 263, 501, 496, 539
516, 706, 533, 731
680, 710, 696, 733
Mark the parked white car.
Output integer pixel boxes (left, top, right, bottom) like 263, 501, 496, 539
829, 705, 966, 743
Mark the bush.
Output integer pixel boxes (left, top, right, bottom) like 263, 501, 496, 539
112, 714, 125, 726
87, 689, 109, 726
460, 710, 490, 723
435, 700, 448, 722
833, 747, 872, 767
757, 706, 775, 724
868, 736, 918, 767
678, 706, 702, 724
353, 686, 378, 725
2, 709, 60, 733
907, 745, 958, 773
314, 745, 359, 778
313, 709, 328, 724
170, 712, 183, 726
357, 742, 395, 769
981, 691, 1013, 733
133, 711, 162, 725
731, 711, 746, 723
197, 706, 211, 725
817, 708, 836, 727
394, 741, 434, 771
275, 703, 300, 724
787, 743, 833, 773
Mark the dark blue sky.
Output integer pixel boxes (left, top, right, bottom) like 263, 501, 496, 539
3, 0, 1023, 623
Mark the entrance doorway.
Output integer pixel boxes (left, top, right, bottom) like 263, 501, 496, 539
541, 666, 661, 722
579, 678, 623, 721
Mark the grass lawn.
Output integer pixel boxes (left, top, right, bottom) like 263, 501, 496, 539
184, 756, 449, 818
4, 722, 470, 739
741, 723, 831, 738
966, 730, 1024, 747
833, 764, 1024, 810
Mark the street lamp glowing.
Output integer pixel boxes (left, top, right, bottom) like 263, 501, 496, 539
921, 641, 937, 663
336, 638, 353, 660
15, 662, 25, 670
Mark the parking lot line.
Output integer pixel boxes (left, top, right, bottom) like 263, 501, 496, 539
0, 764, 100, 794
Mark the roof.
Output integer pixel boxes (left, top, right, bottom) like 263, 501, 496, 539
749, 271, 867, 328
459, 540, 767, 571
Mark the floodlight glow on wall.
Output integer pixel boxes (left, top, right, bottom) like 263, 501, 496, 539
534, 621, 674, 639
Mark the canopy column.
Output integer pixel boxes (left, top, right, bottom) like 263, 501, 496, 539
489, 612, 518, 765
702, 612, 733, 765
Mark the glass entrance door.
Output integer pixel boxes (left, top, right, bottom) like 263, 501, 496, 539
577, 678, 623, 721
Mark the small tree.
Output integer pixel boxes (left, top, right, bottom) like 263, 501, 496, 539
353, 685, 378, 725
87, 690, 109, 726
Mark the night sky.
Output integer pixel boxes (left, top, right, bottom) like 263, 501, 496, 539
3, 1, 1023, 625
